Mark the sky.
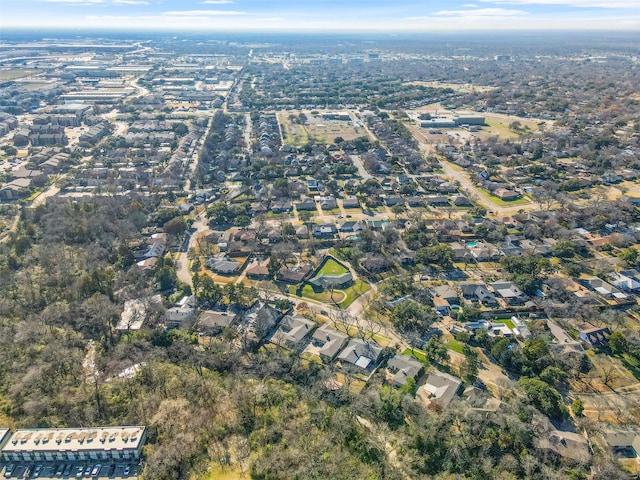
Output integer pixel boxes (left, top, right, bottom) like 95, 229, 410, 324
1, 0, 640, 32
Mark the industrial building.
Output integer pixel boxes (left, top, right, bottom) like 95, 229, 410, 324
420, 114, 485, 129
0, 426, 146, 463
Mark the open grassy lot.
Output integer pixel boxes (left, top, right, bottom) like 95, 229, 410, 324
278, 110, 366, 146
0, 69, 38, 81
404, 81, 497, 93
444, 337, 465, 355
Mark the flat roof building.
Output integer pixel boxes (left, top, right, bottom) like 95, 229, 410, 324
0, 427, 146, 463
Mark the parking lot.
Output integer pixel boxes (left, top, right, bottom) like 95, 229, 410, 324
0, 462, 139, 479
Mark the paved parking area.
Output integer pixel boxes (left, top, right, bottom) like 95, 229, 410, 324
0, 462, 140, 479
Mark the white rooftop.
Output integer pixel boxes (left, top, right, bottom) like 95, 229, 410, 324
3, 427, 146, 453
355, 356, 372, 369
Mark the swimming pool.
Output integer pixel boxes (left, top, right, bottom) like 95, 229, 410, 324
466, 241, 478, 247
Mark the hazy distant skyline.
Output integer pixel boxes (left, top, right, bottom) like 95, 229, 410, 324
1, 0, 640, 32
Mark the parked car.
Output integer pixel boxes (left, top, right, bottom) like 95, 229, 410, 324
91, 465, 101, 477
76, 465, 84, 478
63, 464, 72, 476
3, 465, 15, 478
33, 465, 43, 477
22, 465, 33, 479
123, 465, 130, 475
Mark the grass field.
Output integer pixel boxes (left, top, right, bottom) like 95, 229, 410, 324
338, 279, 371, 308
0, 69, 38, 81
278, 110, 365, 146
476, 187, 532, 207
317, 258, 348, 276
444, 338, 465, 354
405, 81, 497, 94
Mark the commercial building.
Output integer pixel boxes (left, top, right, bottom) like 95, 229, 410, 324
0, 426, 146, 463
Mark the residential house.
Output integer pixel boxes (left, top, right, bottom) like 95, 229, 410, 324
245, 259, 271, 279
490, 281, 528, 305
405, 196, 425, 207
271, 198, 292, 214
500, 237, 523, 257
295, 198, 316, 211
337, 339, 383, 370
449, 242, 470, 261
165, 302, 197, 329
206, 257, 242, 275
387, 355, 424, 387
339, 220, 365, 233
426, 195, 450, 206
452, 195, 472, 207
358, 254, 392, 274
610, 269, 640, 293
313, 223, 337, 238
459, 282, 497, 305
342, 196, 360, 208
493, 188, 520, 201
295, 225, 310, 239
520, 239, 552, 256
309, 271, 353, 290
605, 431, 640, 459
197, 310, 239, 335
243, 303, 283, 342
277, 263, 314, 284
469, 243, 501, 262
271, 314, 316, 349
233, 228, 257, 243
420, 370, 462, 409
579, 324, 611, 347
384, 195, 404, 207
0, 178, 32, 200
538, 430, 591, 464
309, 324, 349, 362
318, 196, 337, 210
581, 276, 628, 301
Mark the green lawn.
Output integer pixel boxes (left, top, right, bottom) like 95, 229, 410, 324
445, 338, 465, 354
621, 353, 640, 381
476, 187, 532, 207
288, 284, 340, 303
287, 278, 370, 309
338, 279, 371, 308
402, 347, 429, 365
502, 319, 515, 329
318, 258, 348, 276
